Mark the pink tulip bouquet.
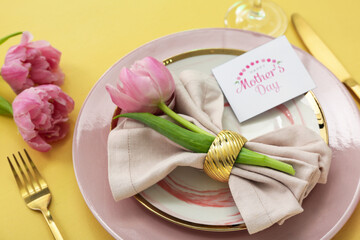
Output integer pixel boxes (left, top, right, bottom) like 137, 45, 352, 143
0, 31, 74, 152
106, 57, 295, 175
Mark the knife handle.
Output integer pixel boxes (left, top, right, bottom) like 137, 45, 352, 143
344, 78, 360, 103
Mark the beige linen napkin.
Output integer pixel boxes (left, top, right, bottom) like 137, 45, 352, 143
108, 70, 332, 234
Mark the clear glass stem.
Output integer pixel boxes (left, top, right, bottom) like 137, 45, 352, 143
253, 0, 262, 10
249, 0, 265, 20
224, 0, 288, 37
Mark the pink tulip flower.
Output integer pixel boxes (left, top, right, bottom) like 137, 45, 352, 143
1, 31, 64, 94
12, 84, 74, 152
105, 56, 175, 113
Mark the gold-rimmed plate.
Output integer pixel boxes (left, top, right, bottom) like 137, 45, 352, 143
111, 48, 327, 232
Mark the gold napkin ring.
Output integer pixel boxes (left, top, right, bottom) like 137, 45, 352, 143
204, 130, 247, 183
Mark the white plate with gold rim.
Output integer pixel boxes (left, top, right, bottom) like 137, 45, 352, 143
110, 48, 327, 231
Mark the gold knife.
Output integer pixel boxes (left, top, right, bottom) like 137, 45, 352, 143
291, 13, 360, 102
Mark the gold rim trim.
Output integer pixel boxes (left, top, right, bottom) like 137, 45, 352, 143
305, 91, 329, 144
134, 194, 247, 232
111, 48, 329, 232
204, 130, 247, 183
163, 48, 246, 65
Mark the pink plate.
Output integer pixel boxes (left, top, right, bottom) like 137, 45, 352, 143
73, 28, 360, 240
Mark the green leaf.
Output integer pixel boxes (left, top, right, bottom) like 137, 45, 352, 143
117, 112, 295, 175
0, 96, 13, 117
115, 112, 215, 153
0, 32, 23, 46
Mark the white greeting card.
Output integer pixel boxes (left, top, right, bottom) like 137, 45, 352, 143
212, 36, 316, 122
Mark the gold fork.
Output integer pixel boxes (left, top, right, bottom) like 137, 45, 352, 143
7, 149, 63, 240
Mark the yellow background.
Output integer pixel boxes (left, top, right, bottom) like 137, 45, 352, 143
0, 0, 359, 239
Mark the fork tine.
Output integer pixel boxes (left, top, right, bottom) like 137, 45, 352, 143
18, 151, 41, 192
13, 153, 35, 195
24, 149, 47, 189
7, 157, 28, 198
9, 150, 63, 239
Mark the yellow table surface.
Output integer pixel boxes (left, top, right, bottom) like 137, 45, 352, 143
0, 0, 359, 239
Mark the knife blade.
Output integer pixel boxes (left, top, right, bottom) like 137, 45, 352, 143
291, 13, 360, 102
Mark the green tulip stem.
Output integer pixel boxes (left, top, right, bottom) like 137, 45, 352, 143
0, 32, 23, 46
114, 112, 214, 153
236, 148, 295, 175
116, 112, 296, 175
157, 101, 214, 137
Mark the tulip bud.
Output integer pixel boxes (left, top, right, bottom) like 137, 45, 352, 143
106, 57, 175, 113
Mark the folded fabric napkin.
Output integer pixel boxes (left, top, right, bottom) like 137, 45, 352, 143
108, 70, 332, 234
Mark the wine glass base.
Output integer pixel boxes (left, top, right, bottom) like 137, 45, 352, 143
224, 0, 288, 37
